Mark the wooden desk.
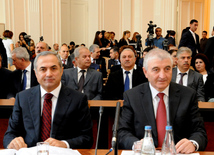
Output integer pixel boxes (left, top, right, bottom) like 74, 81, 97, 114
199, 102, 214, 109
88, 100, 123, 107
77, 149, 214, 155
0, 99, 15, 106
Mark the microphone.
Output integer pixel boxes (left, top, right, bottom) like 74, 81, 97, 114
111, 102, 121, 149
95, 106, 104, 155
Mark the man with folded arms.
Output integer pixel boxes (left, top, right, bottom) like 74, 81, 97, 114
118, 48, 207, 153
3, 51, 93, 150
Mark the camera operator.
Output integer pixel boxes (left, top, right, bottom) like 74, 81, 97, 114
18, 32, 35, 60
145, 26, 165, 49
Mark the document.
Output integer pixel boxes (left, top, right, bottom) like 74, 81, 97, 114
121, 150, 200, 155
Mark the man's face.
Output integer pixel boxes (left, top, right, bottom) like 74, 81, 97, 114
143, 58, 172, 92
20, 35, 24, 41
142, 51, 148, 58
91, 48, 100, 59
12, 53, 24, 70
177, 52, 191, 72
76, 49, 91, 69
53, 44, 59, 51
190, 22, 198, 32
35, 55, 63, 92
202, 32, 207, 39
110, 49, 116, 59
120, 50, 136, 70
155, 28, 162, 37
36, 42, 47, 55
59, 46, 69, 59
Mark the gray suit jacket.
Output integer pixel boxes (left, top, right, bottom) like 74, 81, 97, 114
61, 68, 102, 100
171, 68, 205, 101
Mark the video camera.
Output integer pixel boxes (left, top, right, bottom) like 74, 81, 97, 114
146, 21, 156, 47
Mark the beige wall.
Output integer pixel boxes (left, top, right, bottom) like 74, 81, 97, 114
0, 0, 213, 49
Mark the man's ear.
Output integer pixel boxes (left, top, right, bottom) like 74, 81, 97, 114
143, 67, 148, 78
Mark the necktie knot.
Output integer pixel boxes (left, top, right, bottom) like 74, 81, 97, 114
23, 69, 27, 74
44, 93, 53, 100
125, 71, 130, 75
62, 59, 66, 64
80, 70, 86, 74
180, 72, 187, 77
157, 93, 164, 100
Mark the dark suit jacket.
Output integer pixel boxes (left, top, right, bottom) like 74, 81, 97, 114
63, 56, 74, 69
0, 67, 12, 99
0, 38, 7, 68
204, 37, 214, 65
104, 68, 147, 100
204, 73, 214, 101
108, 59, 119, 69
118, 39, 129, 48
118, 82, 207, 150
167, 37, 176, 46
179, 31, 201, 60
8, 63, 39, 98
94, 57, 107, 78
3, 85, 93, 148
61, 68, 102, 100
171, 68, 205, 101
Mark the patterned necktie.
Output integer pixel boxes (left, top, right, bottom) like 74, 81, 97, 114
179, 73, 187, 85
22, 69, 27, 90
124, 71, 130, 92
62, 59, 66, 65
78, 70, 86, 92
41, 93, 53, 141
156, 93, 167, 147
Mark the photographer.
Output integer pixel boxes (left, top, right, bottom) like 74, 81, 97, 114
18, 32, 35, 60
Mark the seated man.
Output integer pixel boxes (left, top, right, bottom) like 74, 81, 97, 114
3, 51, 93, 150
61, 46, 102, 100
108, 46, 120, 69
171, 47, 205, 102
104, 46, 147, 100
58, 44, 73, 69
118, 48, 207, 153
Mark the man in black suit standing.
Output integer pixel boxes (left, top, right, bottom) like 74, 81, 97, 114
89, 44, 107, 78
3, 51, 93, 150
58, 44, 73, 69
108, 46, 120, 69
179, 19, 201, 65
167, 30, 176, 46
204, 30, 214, 65
171, 47, 205, 102
118, 48, 207, 153
8, 47, 38, 98
104, 46, 147, 100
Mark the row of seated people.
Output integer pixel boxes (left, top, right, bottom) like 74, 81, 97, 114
1, 49, 207, 154
0, 42, 213, 103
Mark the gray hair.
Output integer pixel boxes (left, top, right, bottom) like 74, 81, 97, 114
74, 46, 89, 58
120, 48, 136, 58
36, 42, 49, 51
89, 44, 99, 53
12, 47, 30, 61
143, 48, 173, 70
176, 47, 192, 58
34, 51, 62, 72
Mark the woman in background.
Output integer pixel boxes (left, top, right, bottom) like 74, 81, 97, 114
168, 49, 177, 68
118, 30, 130, 48
93, 31, 103, 47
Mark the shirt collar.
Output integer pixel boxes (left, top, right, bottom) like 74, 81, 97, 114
122, 68, 134, 75
24, 62, 31, 72
77, 66, 87, 73
189, 29, 195, 35
149, 83, 169, 99
177, 67, 189, 75
40, 82, 62, 98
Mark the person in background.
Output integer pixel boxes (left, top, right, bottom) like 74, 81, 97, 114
0, 35, 8, 68
200, 31, 208, 53
168, 49, 177, 68
118, 30, 131, 48
193, 53, 210, 83
93, 31, 103, 48
138, 47, 153, 68
69, 41, 75, 54
53, 43, 59, 53
58, 44, 73, 69
108, 46, 120, 69
2, 30, 14, 67
110, 31, 118, 47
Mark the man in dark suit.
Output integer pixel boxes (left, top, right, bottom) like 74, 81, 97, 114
167, 30, 176, 46
61, 46, 102, 100
58, 44, 73, 69
8, 47, 39, 98
104, 46, 147, 100
204, 30, 214, 66
108, 46, 120, 69
171, 47, 205, 102
89, 44, 107, 78
118, 48, 207, 153
3, 51, 93, 150
179, 19, 201, 65
0, 38, 7, 68
0, 54, 12, 99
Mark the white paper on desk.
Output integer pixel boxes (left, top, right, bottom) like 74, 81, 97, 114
0, 146, 81, 155
121, 150, 200, 155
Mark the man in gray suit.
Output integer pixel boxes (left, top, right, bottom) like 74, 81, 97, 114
171, 47, 205, 101
61, 46, 102, 100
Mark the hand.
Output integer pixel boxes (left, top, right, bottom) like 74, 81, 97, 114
45, 138, 67, 148
8, 137, 27, 150
175, 138, 195, 154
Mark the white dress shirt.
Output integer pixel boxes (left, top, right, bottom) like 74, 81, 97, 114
122, 68, 133, 89
22, 62, 32, 90
175, 68, 190, 86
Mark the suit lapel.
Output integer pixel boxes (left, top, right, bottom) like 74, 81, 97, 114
168, 83, 180, 126
187, 69, 194, 87
84, 68, 92, 86
28, 85, 41, 141
73, 68, 78, 85
171, 68, 177, 82
140, 83, 157, 138
51, 85, 72, 137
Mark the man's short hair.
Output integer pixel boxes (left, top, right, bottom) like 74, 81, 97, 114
202, 31, 207, 34
34, 51, 62, 72
36, 42, 49, 51
74, 46, 89, 58
190, 19, 198, 24
176, 47, 192, 58
119, 45, 136, 58
12, 47, 30, 61
70, 41, 75, 46
143, 48, 173, 70
155, 27, 162, 32
169, 30, 176, 36
89, 44, 99, 53
111, 46, 119, 53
